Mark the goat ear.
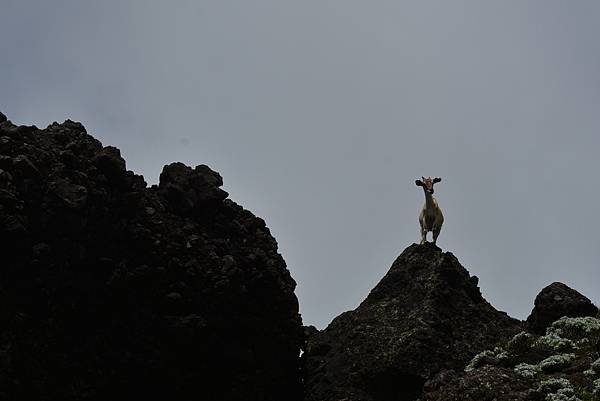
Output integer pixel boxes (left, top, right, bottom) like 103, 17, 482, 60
415, 179, 424, 187
433, 177, 442, 183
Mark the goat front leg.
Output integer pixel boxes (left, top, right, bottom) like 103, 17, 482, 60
420, 226, 428, 244
432, 225, 441, 245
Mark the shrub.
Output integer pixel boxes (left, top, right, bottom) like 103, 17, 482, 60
535, 332, 577, 353
538, 378, 573, 393
549, 317, 600, 347
585, 359, 600, 379
539, 353, 576, 373
507, 331, 536, 355
538, 378, 581, 401
465, 350, 496, 372
593, 378, 600, 394
514, 362, 541, 379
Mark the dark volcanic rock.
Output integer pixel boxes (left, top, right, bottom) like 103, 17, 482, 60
0, 113, 303, 401
526, 282, 598, 335
304, 243, 522, 401
158, 162, 229, 214
422, 366, 537, 401
91, 145, 126, 182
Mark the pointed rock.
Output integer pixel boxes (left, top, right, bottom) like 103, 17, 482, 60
304, 243, 522, 401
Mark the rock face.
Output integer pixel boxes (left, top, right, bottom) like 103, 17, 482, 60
0, 114, 303, 401
526, 282, 598, 335
304, 243, 522, 401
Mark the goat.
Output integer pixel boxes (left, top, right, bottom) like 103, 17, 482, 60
415, 176, 444, 245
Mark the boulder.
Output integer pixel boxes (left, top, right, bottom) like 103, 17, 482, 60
526, 282, 598, 335
158, 162, 228, 214
92, 145, 127, 182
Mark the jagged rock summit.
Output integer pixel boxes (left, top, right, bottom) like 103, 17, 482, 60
304, 243, 522, 401
0, 113, 303, 401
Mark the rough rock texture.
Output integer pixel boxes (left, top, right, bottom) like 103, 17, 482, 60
0, 114, 303, 401
422, 367, 538, 401
304, 243, 522, 401
526, 282, 598, 335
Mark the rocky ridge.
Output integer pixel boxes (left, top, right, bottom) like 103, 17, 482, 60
2, 111, 598, 401
0, 112, 303, 401
304, 243, 523, 401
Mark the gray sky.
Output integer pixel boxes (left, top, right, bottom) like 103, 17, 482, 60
2, 1, 599, 329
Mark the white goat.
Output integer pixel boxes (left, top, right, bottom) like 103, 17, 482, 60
415, 176, 444, 245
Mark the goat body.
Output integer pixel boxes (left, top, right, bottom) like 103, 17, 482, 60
416, 177, 444, 245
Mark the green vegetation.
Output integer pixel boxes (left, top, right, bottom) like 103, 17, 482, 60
465, 317, 600, 401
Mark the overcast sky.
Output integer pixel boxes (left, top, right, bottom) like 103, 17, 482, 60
2, 1, 599, 329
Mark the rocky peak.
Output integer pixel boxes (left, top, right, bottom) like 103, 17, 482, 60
304, 243, 522, 401
0, 112, 303, 401
526, 282, 598, 335
364, 243, 484, 307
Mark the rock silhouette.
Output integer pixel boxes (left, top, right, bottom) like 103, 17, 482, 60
304, 243, 522, 401
2, 111, 598, 401
0, 114, 303, 401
